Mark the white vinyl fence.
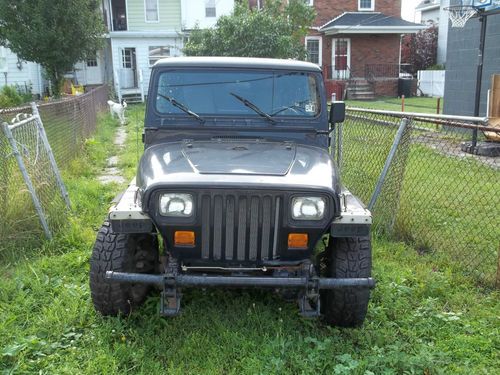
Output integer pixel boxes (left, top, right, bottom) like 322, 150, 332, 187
417, 70, 445, 97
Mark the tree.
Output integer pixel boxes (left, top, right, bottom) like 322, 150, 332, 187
401, 25, 438, 74
183, 0, 315, 60
0, 0, 105, 95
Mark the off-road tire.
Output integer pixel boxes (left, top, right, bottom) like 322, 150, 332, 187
322, 236, 372, 327
89, 221, 158, 316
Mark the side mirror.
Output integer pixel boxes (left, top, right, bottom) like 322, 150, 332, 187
329, 101, 346, 125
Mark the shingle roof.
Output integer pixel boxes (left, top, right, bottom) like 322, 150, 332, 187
320, 12, 423, 30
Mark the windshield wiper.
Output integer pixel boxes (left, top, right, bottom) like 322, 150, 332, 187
230, 92, 276, 124
157, 93, 204, 123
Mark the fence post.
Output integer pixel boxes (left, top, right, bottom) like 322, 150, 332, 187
368, 117, 409, 211
1, 120, 52, 239
31, 103, 71, 209
337, 123, 343, 169
496, 243, 500, 289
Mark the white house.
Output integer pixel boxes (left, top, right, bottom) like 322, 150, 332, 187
0, 46, 45, 97
181, 0, 234, 30
416, 0, 450, 64
102, 0, 235, 102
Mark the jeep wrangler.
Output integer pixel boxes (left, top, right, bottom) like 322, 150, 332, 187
89, 57, 374, 327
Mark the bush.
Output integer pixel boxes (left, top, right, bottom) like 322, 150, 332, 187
0, 84, 30, 108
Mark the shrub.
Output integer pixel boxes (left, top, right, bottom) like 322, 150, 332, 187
0, 84, 29, 108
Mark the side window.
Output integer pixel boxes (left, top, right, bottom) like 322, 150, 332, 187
306, 38, 321, 65
145, 0, 159, 22
205, 0, 216, 17
358, 0, 374, 11
87, 57, 98, 67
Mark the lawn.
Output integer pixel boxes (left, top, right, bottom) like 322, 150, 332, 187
346, 96, 443, 114
1, 105, 499, 374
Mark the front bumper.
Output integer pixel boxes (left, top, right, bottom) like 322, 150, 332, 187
106, 270, 376, 289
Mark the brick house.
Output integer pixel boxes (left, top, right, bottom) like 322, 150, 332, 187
305, 0, 424, 99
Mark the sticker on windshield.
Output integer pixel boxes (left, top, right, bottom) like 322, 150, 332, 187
305, 104, 316, 113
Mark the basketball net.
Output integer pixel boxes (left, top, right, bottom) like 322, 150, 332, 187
445, 5, 478, 28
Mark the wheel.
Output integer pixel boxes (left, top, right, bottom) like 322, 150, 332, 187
321, 236, 372, 327
89, 221, 158, 316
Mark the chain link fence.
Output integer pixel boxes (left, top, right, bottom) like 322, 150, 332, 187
339, 107, 500, 287
0, 85, 109, 244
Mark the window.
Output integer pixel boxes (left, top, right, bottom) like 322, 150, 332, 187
304, 0, 314, 5
122, 49, 133, 69
87, 58, 98, 67
358, 0, 374, 11
305, 37, 321, 66
0, 47, 7, 72
205, 0, 216, 17
155, 70, 321, 119
145, 0, 159, 22
149, 46, 170, 66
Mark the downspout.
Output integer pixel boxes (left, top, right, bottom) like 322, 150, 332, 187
37, 63, 42, 97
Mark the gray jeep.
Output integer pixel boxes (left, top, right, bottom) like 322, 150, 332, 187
89, 57, 374, 327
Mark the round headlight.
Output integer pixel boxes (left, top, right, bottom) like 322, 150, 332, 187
291, 197, 326, 220
159, 193, 193, 217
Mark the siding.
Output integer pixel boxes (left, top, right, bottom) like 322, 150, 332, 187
110, 37, 184, 91
443, 12, 500, 117
0, 47, 44, 95
127, 0, 181, 31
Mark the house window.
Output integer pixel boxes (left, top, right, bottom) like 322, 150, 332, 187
145, 0, 159, 22
205, 0, 216, 17
87, 58, 98, 67
0, 47, 7, 72
305, 37, 321, 66
122, 49, 133, 69
149, 46, 170, 66
358, 0, 374, 11
304, 0, 314, 5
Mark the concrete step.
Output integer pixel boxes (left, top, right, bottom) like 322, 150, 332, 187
121, 94, 143, 103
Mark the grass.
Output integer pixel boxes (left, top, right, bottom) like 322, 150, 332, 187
346, 96, 443, 114
1, 105, 499, 374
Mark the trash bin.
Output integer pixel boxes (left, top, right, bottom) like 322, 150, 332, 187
398, 78, 413, 98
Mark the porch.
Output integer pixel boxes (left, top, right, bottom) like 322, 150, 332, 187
322, 63, 415, 100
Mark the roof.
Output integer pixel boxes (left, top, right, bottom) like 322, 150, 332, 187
153, 57, 322, 72
319, 12, 426, 34
416, 0, 440, 11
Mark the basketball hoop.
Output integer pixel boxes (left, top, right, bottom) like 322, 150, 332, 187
444, 5, 478, 27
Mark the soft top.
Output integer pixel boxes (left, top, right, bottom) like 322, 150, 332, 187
153, 56, 322, 72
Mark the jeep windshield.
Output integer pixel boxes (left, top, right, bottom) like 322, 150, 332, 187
154, 69, 321, 120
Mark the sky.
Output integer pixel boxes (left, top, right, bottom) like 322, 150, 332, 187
401, 0, 423, 23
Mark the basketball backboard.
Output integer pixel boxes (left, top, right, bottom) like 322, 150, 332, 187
473, 0, 500, 12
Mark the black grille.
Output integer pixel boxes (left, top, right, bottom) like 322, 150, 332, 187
200, 192, 281, 262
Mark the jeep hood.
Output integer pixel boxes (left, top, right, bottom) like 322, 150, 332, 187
137, 140, 340, 196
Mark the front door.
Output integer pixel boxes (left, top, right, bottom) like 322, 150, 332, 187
120, 47, 137, 89
332, 38, 350, 80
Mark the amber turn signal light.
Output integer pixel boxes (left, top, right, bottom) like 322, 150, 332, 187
174, 231, 195, 246
288, 233, 308, 249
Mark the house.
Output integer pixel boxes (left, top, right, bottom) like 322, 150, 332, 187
0, 46, 45, 97
304, 0, 424, 99
416, 0, 440, 24
416, 0, 450, 65
102, 0, 234, 102
443, 5, 500, 117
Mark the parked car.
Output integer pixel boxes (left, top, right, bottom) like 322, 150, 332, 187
89, 57, 374, 327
